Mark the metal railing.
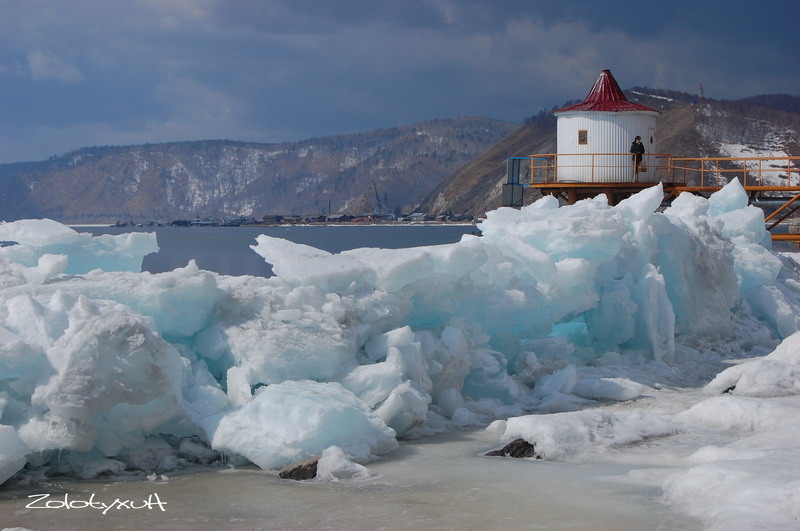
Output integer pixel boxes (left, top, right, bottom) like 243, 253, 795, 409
527, 153, 674, 184
668, 156, 800, 188
522, 154, 800, 189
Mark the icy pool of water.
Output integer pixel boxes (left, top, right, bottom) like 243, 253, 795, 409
1, 428, 699, 530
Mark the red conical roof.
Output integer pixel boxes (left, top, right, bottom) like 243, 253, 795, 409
553, 70, 659, 113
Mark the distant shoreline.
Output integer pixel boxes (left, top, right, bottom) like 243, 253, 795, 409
68, 221, 481, 229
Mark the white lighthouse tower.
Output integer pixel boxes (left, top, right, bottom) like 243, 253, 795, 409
553, 70, 659, 182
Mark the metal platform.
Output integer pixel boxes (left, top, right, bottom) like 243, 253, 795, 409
504, 154, 800, 243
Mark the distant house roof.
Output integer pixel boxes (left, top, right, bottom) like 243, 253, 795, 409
325, 214, 354, 221
553, 70, 659, 114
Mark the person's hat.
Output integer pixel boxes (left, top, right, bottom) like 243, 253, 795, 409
635, 136, 641, 140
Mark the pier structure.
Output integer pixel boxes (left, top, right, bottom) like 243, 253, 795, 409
502, 70, 800, 242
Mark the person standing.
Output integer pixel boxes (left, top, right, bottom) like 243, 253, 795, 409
630, 136, 645, 179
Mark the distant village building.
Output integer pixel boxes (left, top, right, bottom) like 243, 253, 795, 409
262, 214, 283, 224
553, 69, 659, 182
325, 213, 355, 223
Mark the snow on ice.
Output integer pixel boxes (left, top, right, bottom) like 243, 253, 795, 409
2, 180, 800, 529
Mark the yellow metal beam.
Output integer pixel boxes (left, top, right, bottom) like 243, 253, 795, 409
770, 234, 800, 242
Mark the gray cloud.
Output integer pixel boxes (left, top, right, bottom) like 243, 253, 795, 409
27, 51, 84, 82
0, 0, 797, 163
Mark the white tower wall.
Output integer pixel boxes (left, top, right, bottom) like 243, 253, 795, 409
556, 111, 657, 182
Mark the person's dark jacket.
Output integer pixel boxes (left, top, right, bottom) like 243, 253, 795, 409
630, 140, 645, 163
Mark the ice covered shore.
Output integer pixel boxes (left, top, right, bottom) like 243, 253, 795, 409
2, 181, 800, 529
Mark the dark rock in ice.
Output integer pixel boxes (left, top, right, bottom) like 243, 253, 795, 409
485, 438, 540, 459
279, 456, 320, 480
723, 385, 736, 394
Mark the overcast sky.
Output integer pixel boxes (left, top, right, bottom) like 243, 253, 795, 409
0, 0, 797, 164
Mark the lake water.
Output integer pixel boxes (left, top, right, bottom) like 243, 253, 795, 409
84, 224, 482, 276
0, 224, 701, 530
83, 223, 799, 277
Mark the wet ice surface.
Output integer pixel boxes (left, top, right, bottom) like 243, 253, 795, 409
0, 428, 700, 530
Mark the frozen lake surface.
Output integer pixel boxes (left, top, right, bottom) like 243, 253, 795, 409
1, 427, 699, 530
0, 223, 702, 530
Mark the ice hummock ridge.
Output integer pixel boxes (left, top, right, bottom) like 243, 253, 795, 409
2, 181, 800, 528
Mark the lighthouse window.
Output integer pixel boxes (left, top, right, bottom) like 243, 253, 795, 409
578, 130, 588, 145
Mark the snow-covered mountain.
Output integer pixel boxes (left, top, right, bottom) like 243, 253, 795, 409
0, 117, 517, 223
1, 91, 797, 223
